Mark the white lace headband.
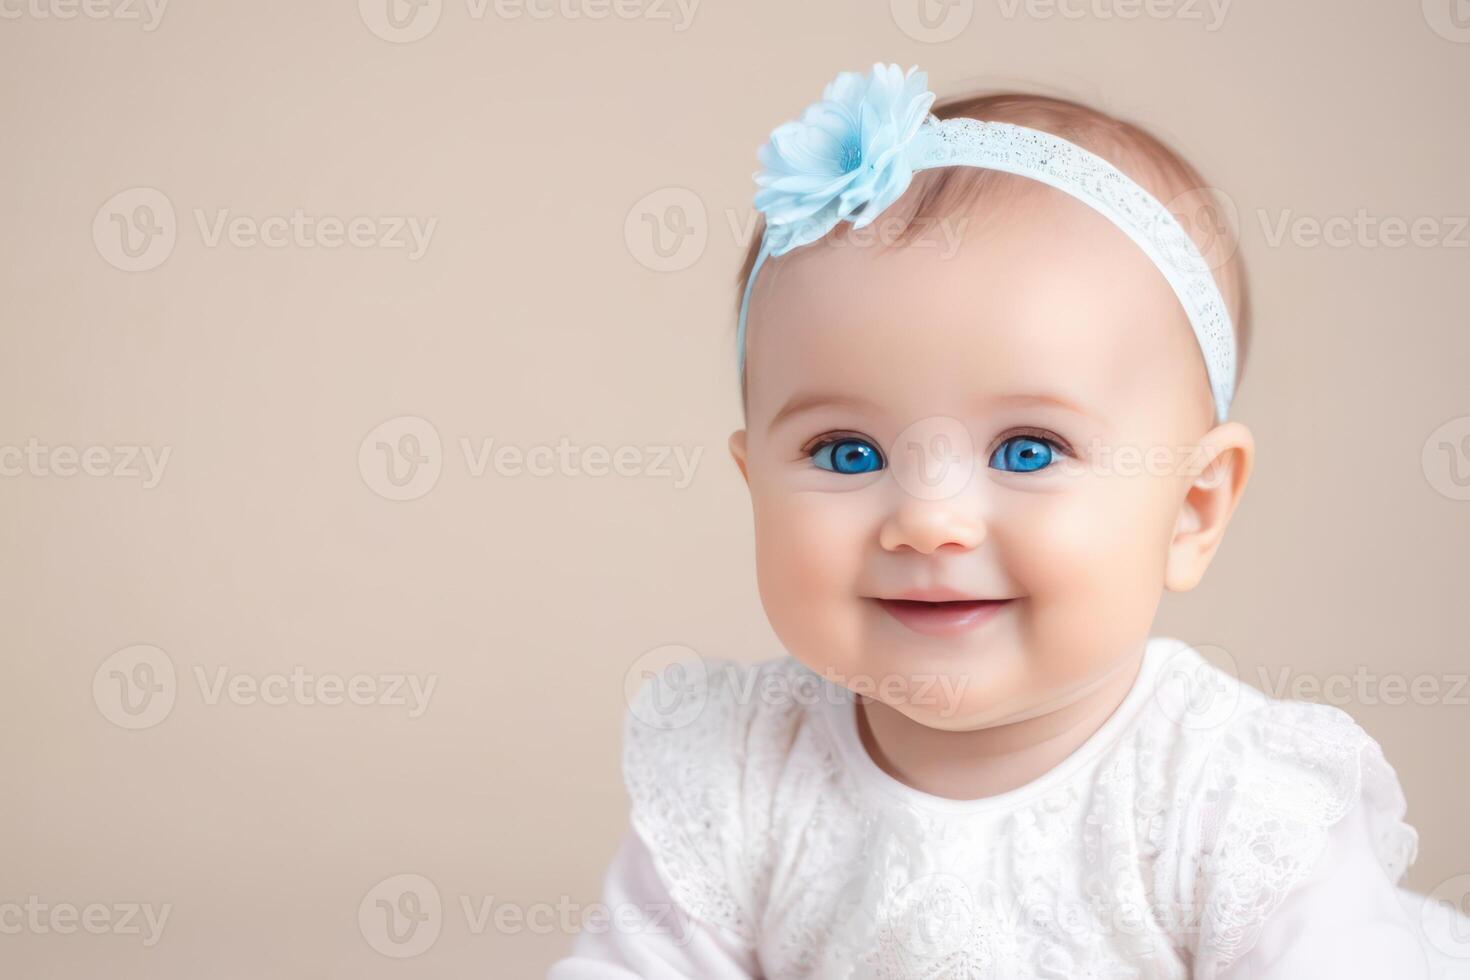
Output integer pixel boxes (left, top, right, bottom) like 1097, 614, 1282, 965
736, 63, 1237, 424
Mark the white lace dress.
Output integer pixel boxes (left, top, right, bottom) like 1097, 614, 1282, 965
550, 636, 1459, 979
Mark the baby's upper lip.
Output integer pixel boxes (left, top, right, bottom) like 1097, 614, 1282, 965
877, 587, 1008, 603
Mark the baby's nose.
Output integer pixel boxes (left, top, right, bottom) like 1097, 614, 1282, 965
877, 495, 986, 554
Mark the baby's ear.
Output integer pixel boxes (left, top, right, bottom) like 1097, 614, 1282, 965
1165, 422, 1255, 592
728, 430, 750, 485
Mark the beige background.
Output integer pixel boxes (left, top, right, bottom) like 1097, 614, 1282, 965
2, 0, 1468, 976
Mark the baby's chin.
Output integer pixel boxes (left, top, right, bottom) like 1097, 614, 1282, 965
866, 683, 1043, 732
805, 645, 1036, 731
828, 632, 1143, 733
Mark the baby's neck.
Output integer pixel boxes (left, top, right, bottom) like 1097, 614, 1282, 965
854, 647, 1147, 801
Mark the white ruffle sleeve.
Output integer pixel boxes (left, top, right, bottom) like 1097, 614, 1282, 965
549, 645, 1460, 978
1215, 797, 1431, 979
618, 657, 786, 943
1179, 696, 1422, 978
546, 828, 760, 979
549, 657, 797, 978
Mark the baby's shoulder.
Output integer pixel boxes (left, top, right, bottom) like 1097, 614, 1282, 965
1138, 642, 1413, 845
620, 654, 835, 939
1131, 640, 1419, 971
622, 653, 821, 772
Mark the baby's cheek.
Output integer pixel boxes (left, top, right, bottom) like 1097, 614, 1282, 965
752, 490, 872, 674
998, 485, 1171, 673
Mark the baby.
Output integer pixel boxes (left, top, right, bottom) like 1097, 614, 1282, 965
550, 65, 1453, 978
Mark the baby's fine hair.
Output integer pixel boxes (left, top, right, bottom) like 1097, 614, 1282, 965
736, 89, 1252, 386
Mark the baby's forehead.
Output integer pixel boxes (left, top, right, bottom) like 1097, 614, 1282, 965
745, 184, 1211, 430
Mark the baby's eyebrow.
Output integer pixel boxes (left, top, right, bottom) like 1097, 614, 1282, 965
767, 390, 1105, 433
980, 392, 1107, 425
767, 392, 880, 433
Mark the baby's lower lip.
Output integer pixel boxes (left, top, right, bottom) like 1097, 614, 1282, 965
872, 597, 1014, 637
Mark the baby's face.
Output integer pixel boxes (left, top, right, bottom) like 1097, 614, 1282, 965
730, 181, 1238, 731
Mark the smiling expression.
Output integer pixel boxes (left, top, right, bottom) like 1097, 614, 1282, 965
729, 176, 1231, 731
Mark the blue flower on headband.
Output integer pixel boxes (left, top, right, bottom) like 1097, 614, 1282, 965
753, 63, 937, 256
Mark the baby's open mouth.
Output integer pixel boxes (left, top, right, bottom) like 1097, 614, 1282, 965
871, 597, 1015, 638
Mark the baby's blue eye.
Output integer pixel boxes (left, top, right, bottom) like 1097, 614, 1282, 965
989, 436, 1056, 473
811, 437, 884, 474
